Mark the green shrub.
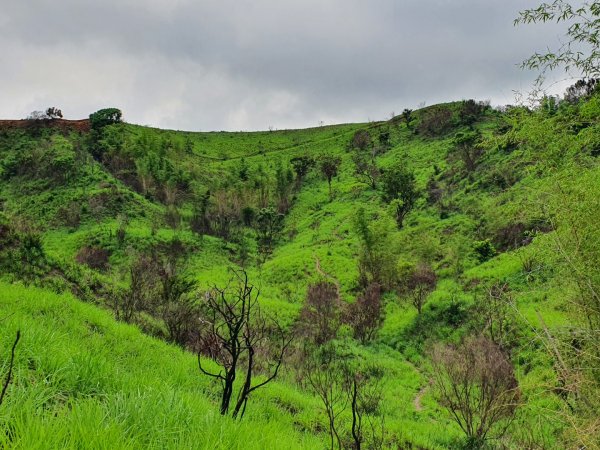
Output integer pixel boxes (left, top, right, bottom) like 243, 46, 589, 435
473, 239, 497, 262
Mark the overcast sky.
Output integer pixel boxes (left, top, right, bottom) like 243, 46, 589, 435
0, 0, 577, 131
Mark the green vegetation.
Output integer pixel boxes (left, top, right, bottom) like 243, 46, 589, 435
0, 81, 599, 449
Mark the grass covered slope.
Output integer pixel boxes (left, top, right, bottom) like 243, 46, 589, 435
0, 282, 325, 449
0, 89, 599, 448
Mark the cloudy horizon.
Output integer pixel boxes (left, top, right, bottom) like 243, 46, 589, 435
0, 1, 578, 131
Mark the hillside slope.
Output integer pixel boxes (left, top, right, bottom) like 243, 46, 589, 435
0, 91, 599, 448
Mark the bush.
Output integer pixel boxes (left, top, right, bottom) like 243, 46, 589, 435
75, 246, 110, 271
349, 130, 372, 152
431, 335, 521, 446
296, 281, 343, 346
474, 239, 496, 262
346, 283, 384, 343
458, 99, 489, 126
402, 263, 437, 314
416, 106, 453, 137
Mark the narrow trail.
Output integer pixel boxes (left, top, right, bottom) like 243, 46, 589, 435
413, 379, 432, 412
314, 256, 341, 299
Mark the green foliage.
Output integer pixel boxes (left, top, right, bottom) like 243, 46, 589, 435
515, 1, 600, 79
380, 163, 418, 228
318, 154, 342, 198
290, 155, 315, 184
474, 239, 497, 262
255, 207, 284, 260
89, 108, 123, 129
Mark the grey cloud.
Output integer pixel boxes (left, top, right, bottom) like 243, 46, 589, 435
0, 0, 577, 130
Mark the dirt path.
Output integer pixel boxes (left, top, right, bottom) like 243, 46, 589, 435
413, 379, 432, 412
314, 256, 341, 299
0, 119, 90, 133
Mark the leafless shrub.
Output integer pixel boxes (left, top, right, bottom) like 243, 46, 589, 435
349, 130, 372, 152
75, 246, 110, 271
114, 254, 159, 323
430, 335, 521, 447
474, 282, 518, 349
402, 263, 437, 314
155, 257, 198, 346
417, 106, 453, 137
164, 205, 181, 229
346, 283, 384, 344
302, 346, 386, 450
347, 367, 385, 450
303, 346, 348, 450
426, 177, 444, 204
56, 202, 81, 229
492, 222, 528, 252
295, 281, 343, 346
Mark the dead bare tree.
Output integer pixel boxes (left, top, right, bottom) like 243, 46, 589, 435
347, 367, 385, 450
430, 335, 521, 447
303, 346, 386, 450
197, 269, 291, 419
474, 282, 518, 349
303, 345, 349, 450
0, 331, 21, 407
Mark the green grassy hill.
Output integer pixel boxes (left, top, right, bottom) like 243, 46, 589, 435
0, 91, 599, 448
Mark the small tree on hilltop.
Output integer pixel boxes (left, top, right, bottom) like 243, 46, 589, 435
402, 108, 413, 128
380, 163, 418, 228
45, 107, 63, 119
26, 107, 62, 121
564, 78, 599, 103
89, 108, 122, 130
